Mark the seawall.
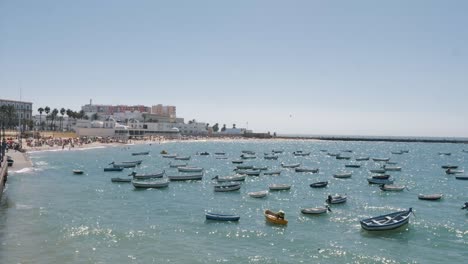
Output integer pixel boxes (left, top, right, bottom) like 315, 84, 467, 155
276, 136, 468, 144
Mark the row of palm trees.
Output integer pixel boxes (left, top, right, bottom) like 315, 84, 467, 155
36, 107, 86, 131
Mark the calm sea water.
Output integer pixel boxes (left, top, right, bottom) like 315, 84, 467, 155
1, 140, 467, 263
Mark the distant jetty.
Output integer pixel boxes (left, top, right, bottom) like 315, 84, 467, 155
276, 135, 468, 144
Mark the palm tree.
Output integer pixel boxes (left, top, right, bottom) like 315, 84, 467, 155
44, 106, 50, 130
232, 124, 236, 129
38, 107, 44, 130
212, 123, 219, 132
78, 110, 85, 119
60, 108, 66, 130
221, 124, 226, 132
50, 108, 59, 130
91, 113, 99, 121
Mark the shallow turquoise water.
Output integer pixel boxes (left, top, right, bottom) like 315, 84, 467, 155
1, 140, 467, 263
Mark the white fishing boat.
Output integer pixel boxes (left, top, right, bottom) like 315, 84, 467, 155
269, 184, 291, 191
380, 184, 406, 191
212, 175, 246, 182
301, 206, 331, 215
174, 156, 191, 160
178, 166, 204, 173
372, 158, 390, 162
248, 190, 268, 198
418, 193, 443, 200
281, 163, 301, 168
132, 179, 169, 188
326, 195, 347, 204
263, 170, 282, 175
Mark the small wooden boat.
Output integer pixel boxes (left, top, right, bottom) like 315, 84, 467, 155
236, 165, 253, 170
167, 174, 203, 181
301, 206, 331, 215
345, 164, 361, 168
111, 177, 131, 183
281, 163, 301, 168
214, 183, 241, 192
253, 166, 268, 171
380, 184, 406, 191
355, 157, 369, 161
205, 212, 240, 221
293, 151, 311, 156
132, 179, 169, 188
341, 150, 353, 153
232, 160, 244, 164
360, 208, 413, 231
264, 155, 279, 160
333, 172, 352, 179
212, 175, 246, 182
295, 167, 319, 173
326, 195, 347, 204
168, 162, 188, 168
248, 190, 268, 198
113, 163, 136, 168
72, 170, 84, 174
441, 165, 458, 169
130, 170, 165, 179
386, 161, 398, 165
391, 151, 404, 155
178, 166, 204, 173
371, 174, 390, 179
438, 152, 451, 156
174, 156, 191, 160
455, 175, 468, 180
214, 152, 226, 155
198, 152, 210, 156
104, 167, 124, 172
241, 150, 255, 155
336, 155, 351, 160
272, 150, 284, 154
310, 181, 328, 188
446, 169, 464, 174
418, 193, 443, 200
240, 154, 256, 159
216, 157, 228, 160
162, 154, 177, 158
121, 160, 143, 165
131, 151, 149, 156
269, 184, 291, 191
383, 166, 402, 171
372, 158, 390, 162
263, 170, 282, 176
370, 169, 386, 174
236, 169, 261, 176
367, 178, 394, 185
264, 210, 288, 225
327, 153, 339, 157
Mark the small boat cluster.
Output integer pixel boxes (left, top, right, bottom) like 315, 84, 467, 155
75, 147, 467, 231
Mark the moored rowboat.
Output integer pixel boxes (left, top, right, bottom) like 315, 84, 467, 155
167, 174, 203, 181
301, 206, 331, 215
269, 184, 291, 191
205, 212, 240, 221
264, 210, 288, 225
248, 190, 268, 198
111, 177, 131, 183
310, 181, 328, 188
360, 208, 413, 231
214, 183, 241, 192
418, 193, 443, 200
132, 179, 169, 188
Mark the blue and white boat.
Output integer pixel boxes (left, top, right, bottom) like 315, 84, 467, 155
367, 178, 394, 185
360, 208, 413, 231
205, 212, 240, 221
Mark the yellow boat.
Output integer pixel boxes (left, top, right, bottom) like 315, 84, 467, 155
264, 210, 288, 225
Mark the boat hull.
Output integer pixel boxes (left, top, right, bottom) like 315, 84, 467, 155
205, 212, 240, 221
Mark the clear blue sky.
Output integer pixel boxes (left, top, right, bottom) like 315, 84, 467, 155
1, 0, 467, 137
